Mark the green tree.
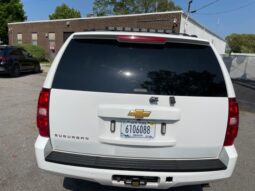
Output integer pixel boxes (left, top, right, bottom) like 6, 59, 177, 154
156, 0, 181, 12
226, 34, 255, 53
0, 0, 26, 44
49, 4, 81, 20
93, 0, 181, 16
17, 44, 46, 62
93, 0, 114, 16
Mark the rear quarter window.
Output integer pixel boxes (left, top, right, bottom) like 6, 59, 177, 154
52, 38, 227, 97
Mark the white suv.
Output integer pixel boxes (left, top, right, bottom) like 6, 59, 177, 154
35, 30, 239, 189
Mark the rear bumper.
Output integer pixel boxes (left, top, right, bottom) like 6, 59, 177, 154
0, 65, 8, 73
46, 151, 227, 172
0, 63, 12, 74
35, 136, 238, 189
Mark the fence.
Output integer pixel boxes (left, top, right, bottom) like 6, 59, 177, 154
222, 53, 255, 81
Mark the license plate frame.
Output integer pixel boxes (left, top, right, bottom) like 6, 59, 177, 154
120, 121, 156, 138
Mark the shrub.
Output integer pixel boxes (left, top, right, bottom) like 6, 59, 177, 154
16, 44, 46, 62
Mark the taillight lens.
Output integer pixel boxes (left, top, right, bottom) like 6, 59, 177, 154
37, 88, 50, 137
0, 56, 7, 62
117, 35, 167, 44
224, 98, 239, 146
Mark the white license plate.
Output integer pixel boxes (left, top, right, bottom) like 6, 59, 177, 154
121, 121, 156, 138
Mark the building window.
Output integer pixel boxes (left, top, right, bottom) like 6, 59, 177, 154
17, 33, 22, 44
32, 33, 38, 45
48, 32, 55, 41
48, 32, 56, 51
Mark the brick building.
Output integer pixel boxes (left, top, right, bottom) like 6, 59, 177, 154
8, 11, 226, 59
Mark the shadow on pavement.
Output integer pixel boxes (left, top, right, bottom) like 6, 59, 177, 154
63, 178, 203, 191
0, 70, 43, 78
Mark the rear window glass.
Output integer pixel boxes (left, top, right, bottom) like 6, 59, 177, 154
52, 39, 227, 97
0, 48, 5, 56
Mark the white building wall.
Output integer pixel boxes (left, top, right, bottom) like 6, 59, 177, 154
180, 14, 226, 55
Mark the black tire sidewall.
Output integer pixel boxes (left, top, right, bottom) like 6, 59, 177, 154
34, 63, 41, 73
10, 64, 20, 77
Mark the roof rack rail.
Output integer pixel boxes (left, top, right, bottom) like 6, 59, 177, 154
190, 34, 198, 38
83, 27, 198, 38
84, 28, 96, 31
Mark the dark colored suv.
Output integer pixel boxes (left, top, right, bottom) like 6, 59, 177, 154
0, 45, 41, 77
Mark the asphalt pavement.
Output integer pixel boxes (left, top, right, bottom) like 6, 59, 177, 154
233, 79, 255, 113
0, 68, 254, 191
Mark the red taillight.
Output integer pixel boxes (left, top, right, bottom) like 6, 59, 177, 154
37, 88, 50, 137
0, 56, 7, 61
224, 98, 239, 146
117, 35, 167, 44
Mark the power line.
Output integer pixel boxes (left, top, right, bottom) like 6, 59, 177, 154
191, 0, 220, 13
193, 0, 255, 15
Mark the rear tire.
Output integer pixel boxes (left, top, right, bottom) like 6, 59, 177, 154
10, 64, 20, 77
34, 63, 41, 73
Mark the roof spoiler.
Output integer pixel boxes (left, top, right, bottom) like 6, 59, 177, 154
83, 26, 198, 38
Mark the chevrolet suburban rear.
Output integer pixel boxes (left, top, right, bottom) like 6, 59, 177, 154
35, 31, 238, 189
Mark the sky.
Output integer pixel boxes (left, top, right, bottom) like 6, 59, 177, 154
21, 0, 255, 38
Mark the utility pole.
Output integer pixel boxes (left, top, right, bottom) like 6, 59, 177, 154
184, 0, 193, 34
188, 0, 193, 13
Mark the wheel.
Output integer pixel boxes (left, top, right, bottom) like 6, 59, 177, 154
34, 63, 41, 73
10, 64, 20, 77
